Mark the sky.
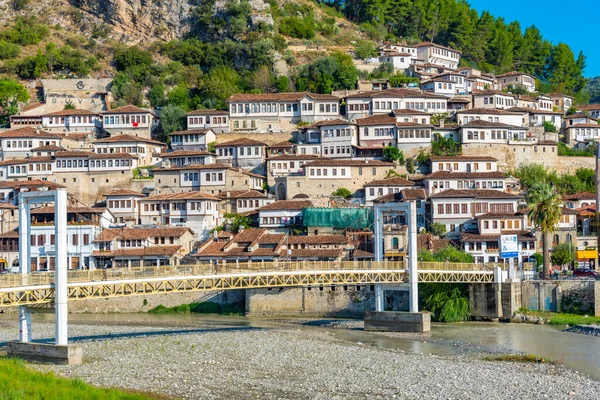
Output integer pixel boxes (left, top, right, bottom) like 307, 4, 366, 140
467, 0, 599, 77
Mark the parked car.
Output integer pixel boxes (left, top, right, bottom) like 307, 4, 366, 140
573, 268, 600, 280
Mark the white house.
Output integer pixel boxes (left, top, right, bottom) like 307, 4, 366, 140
472, 91, 516, 110
429, 189, 522, 238
137, 191, 221, 240
300, 119, 357, 158
345, 88, 449, 120
214, 138, 266, 174
364, 176, 417, 203
102, 105, 155, 139
413, 42, 461, 69
496, 71, 536, 93
158, 150, 217, 168
258, 200, 313, 232
457, 108, 526, 127
169, 129, 217, 152
41, 109, 101, 134
186, 110, 230, 133
105, 188, 147, 226
0, 127, 62, 160
227, 92, 340, 133
459, 119, 528, 144
92, 134, 166, 166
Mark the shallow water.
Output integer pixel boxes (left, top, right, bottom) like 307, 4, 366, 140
2, 313, 599, 380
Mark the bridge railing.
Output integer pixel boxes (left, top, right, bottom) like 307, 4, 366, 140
0, 260, 534, 289
0, 260, 407, 288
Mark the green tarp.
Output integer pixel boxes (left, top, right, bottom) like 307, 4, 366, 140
302, 208, 373, 230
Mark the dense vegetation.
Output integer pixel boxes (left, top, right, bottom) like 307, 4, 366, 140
513, 163, 596, 195
0, 357, 154, 400
420, 283, 470, 322
319, 0, 586, 97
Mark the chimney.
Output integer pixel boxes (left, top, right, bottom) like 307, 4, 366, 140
439, 119, 444, 128
226, 191, 231, 198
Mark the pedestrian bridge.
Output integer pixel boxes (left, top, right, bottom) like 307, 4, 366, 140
0, 261, 505, 308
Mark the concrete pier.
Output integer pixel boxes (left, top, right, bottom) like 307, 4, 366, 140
6, 341, 82, 365
364, 311, 431, 332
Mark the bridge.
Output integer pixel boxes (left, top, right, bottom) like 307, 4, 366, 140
0, 261, 502, 308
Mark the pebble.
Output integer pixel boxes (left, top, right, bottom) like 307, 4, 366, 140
0, 320, 598, 399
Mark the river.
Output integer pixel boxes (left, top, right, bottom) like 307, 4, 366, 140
2, 313, 599, 382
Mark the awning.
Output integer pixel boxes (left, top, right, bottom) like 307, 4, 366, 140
576, 250, 598, 259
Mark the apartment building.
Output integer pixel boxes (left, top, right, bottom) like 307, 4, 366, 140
92, 134, 166, 166
92, 227, 195, 268
429, 189, 522, 238
186, 110, 230, 133
496, 71, 536, 92
169, 129, 217, 152
137, 192, 221, 240
227, 92, 340, 133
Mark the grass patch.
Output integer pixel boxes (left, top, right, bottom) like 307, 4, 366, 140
0, 357, 163, 400
517, 309, 600, 325
148, 302, 244, 316
484, 354, 553, 364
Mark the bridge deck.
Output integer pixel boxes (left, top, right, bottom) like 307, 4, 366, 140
0, 261, 499, 307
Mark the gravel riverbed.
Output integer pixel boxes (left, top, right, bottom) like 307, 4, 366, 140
1, 319, 599, 400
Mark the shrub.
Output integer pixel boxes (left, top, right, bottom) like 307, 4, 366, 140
543, 120, 557, 133
0, 40, 20, 60
354, 40, 377, 59
421, 284, 471, 322
429, 222, 447, 237
114, 46, 153, 71
332, 187, 352, 199
279, 16, 315, 39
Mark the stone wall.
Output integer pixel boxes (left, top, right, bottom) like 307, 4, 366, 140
462, 143, 595, 174
66, 289, 245, 313
521, 280, 600, 316
245, 286, 408, 317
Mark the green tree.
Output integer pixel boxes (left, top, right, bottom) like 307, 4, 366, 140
148, 84, 166, 109
382, 146, 404, 163
550, 242, 574, 268
199, 66, 241, 109
167, 84, 190, 111
160, 104, 186, 136
275, 76, 290, 92
114, 46, 153, 71
542, 120, 557, 133
526, 182, 563, 278
332, 187, 352, 199
429, 222, 447, 237
354, 40, 377, 59
0, 78, 29, 120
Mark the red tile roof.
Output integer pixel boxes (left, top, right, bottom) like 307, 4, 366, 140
0, 127, 62, 139
93, 134, 165, 146
258, 200, 312, 211
228, 92, 339, 102
429, 189, 521, 199
365, 177, 416, 187
186, 109, 229, 116
423, 171, 506, 179
214, 138, 266, 147
43, 109, 100, 117
103, 105, 152, 114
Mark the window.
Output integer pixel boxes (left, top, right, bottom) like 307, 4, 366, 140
437, 204, 444, 214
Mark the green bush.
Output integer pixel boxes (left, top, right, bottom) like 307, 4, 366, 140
114, 46, 153, 71
542, 120, 557, 133
332, 187, 352, 199
421, 284, 471, 322
279, 16, 315, 39
429, 222, 447, 237
0, 40, 20, 59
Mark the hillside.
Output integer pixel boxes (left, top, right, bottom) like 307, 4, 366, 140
0, 0, 591, 126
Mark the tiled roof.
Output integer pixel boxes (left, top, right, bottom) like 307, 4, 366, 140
506, 107, 561, 115
169, 129, 212, 136
393, 109, 432, 115
228, 92, 338, 102
31, 206, 106, 214
475, 212, 521, 219
266, 141, 294, 148
103, 105, 151, 114
448, 98, 471, 103
306, 118, 355, 128
160, 150, 214, 157
152, 163, 231, 172
303, 159, 394, 167
105, 189, 146, 197
563, 192, 596, 201
92, 245, 183, 257
423, 171, 507, 179
30, 145, 65, 152
564, 114, 597, 120
430, 155, 497, 162
218, 190, 268, 199
345, 88, 448, 100
356, 114, 397, 126
43, 109, 100, 117
396, 122, 433, 128
497, 71, 533, 78
0, 127, 62, 139
472, 90, 516, 97
365, 177, 416, 187
374, 188, 427, 202
456, 108, 524, 115
413, 41, 461, 53
186, 109, 228, 116
258, 200, 312, 211
93, 227, 193, 242
566, 123, 600, 129
214, 138, 266, 147
460, 119, 523, 129
267, 154, 323, 161
93, 134, 165, 146
461, 231, 536, 243
0, 179, 65, 189
141, 191, 221, 201
429, 189, 521, 199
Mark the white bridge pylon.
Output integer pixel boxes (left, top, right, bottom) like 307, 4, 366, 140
373, 201, 418, 313
18, 189, 68, 345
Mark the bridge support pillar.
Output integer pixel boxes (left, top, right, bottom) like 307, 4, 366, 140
374, 284, 384, 312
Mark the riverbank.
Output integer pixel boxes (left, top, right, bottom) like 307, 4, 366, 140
1, 317, 599, 399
